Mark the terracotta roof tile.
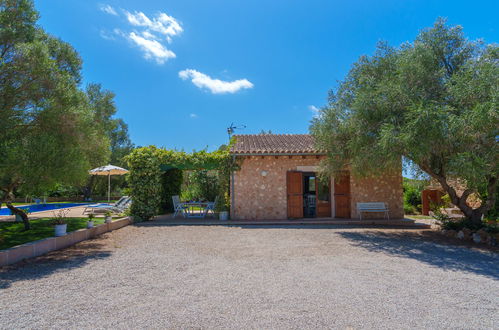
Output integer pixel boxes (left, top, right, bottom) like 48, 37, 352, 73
230, 134, 321, 155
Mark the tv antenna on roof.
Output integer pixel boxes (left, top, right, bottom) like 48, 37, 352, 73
227, 123, 246, 139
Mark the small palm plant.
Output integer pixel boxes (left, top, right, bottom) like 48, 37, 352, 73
104, 210, 112, 223
87, 213, 95, 228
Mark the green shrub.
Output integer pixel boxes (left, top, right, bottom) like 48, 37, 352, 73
161, 169, 183, 213
182, 170, 219, 202
402, 178, 424, 214
403, 202, 417, 215
125, 147, 163, 221
484, 188, 499, 221
125, 143, 237, 220
433, 208, 498, 232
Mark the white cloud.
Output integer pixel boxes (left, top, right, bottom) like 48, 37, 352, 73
124, 10, 183, 42
179, 69, 254, 94
113, 28, 126, 37
98, 7, 182, 65
308, 105, 319, 113
100, 29, 116, 40
308, 105, 322, 118
189, 113, 198, 118
129, 32, 176, 64
99, 4, 118, 16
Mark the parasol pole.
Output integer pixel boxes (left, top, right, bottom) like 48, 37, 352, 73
108, 171, 111, 203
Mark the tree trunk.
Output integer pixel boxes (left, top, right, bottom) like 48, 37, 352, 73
418, 163, 496, 226
83, 175, 95, 201
5, 202, 30, 230
434, 176, 496, 226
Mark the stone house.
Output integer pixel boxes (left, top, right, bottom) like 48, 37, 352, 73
230, 134, 404, 220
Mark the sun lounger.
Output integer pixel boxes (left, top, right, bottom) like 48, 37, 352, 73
83, 197, 130, 214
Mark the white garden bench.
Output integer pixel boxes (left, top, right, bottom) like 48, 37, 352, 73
357, 202, 389, 220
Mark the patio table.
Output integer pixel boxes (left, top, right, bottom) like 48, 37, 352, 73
182, 202, 209, 218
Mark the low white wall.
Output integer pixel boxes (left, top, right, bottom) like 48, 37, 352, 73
0, 217, 132, 267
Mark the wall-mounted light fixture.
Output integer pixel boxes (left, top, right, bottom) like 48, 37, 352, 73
261, 170, 268, 177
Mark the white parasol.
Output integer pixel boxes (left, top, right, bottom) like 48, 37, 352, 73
89, 165, 129, 202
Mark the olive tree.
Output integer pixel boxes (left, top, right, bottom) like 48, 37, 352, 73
311, 18, 498, 224
0, 0, 109, 229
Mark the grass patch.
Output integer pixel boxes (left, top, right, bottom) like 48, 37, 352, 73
0, 217, 105, 250
405, 215, 433, 220
1, 203, 33, 207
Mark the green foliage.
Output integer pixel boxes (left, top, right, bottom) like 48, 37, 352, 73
161, 169, 183, 213
403, 179, 423, 214
49, 208, 70, 225
125, 143, 237, 220
484, 187, 499, 220
182, 170, 219, 202
403, 203, 417, 215
441, 194, 452, 208
86, 83, 134, 167
0, 217, 105, 250
311, 18, 498, 223
436, 215, 497, 233
0, 2, 134, 222
0, 1, 110, 215
431, 207, 453, 228
125, 147, 163, 221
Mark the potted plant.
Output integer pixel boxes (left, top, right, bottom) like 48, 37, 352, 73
52, 209, 69, 237
218, 202, 229, 221
214, 194, 229, 221
87, 213, 95, 228
104, 210, 113, 223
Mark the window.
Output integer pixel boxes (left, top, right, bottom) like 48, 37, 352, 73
317, 180, 329, 201
308, 176, 316, 192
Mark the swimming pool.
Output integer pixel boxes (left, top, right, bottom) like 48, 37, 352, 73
0, 203, 90, 216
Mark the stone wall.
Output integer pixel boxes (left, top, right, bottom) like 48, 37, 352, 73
231, 155, 322, 220
231, 155, 404, 220
349, 168, 404, 219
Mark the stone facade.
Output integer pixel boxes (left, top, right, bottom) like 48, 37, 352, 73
349, 168, 404, 219
231, 155, 404, 220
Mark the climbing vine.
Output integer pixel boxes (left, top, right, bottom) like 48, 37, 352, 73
125, 143, 237, 221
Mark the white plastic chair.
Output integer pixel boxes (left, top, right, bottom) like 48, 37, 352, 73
205, 196, 219, 217
172, 195, 187, 218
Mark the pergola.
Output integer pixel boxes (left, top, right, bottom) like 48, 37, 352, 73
126, 146, 235, 221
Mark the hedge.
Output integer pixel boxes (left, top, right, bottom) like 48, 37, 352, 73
125, 145, 236, 221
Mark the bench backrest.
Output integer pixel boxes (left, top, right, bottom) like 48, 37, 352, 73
357, 202, 387, 210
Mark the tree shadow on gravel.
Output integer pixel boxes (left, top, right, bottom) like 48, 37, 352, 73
0, 239, 113, 289
339, 231, 499, 280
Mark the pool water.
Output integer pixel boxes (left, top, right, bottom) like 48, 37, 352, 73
0, 203, 89, 216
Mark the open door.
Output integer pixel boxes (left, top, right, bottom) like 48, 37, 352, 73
287, 171, 303, 219
316, 179, 331, 218
334, 172, 351, 218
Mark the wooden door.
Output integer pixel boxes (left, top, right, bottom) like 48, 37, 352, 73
334, 173, 350, 218
316, 179, 331, 218
287, 171, 303, 219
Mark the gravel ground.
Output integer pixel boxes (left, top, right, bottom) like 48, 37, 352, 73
1, 225, 498, 329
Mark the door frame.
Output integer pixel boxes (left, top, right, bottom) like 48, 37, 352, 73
286, 170, 333, 219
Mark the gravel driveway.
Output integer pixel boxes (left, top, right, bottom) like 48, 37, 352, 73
1, 225, 498, 329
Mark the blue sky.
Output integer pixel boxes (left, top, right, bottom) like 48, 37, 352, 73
36, 0, 498, 152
